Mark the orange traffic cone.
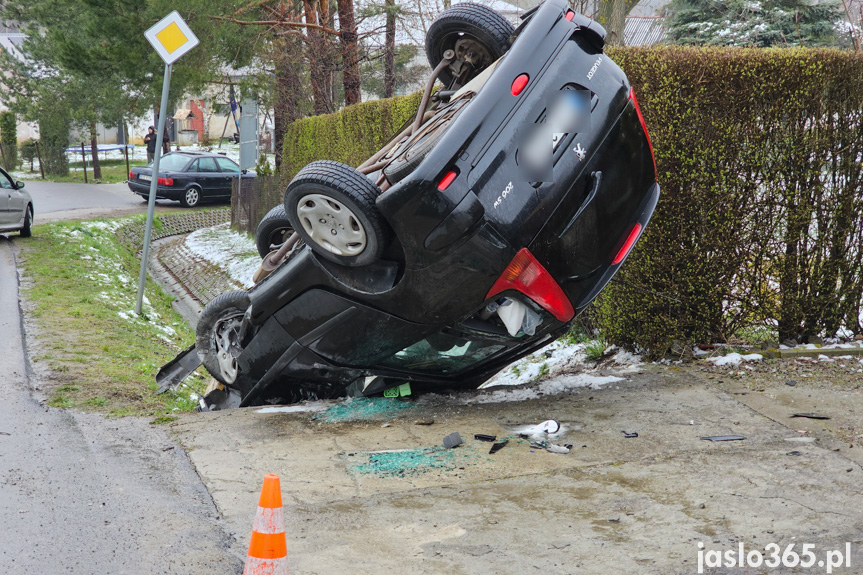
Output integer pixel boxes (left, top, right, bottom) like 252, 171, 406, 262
243, 474, 289, 575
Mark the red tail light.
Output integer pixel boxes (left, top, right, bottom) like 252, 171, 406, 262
157, 177, 174, 186
129, 171, 134, 179
437, 170, 457, 191
565, 9, 575, 20
612, 222, 642, 265
486, 248, 575, 322
511, 74, 529, 96
628, 88, 656, 176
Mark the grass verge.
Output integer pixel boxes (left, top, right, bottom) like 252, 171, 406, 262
18, 217, 208, 417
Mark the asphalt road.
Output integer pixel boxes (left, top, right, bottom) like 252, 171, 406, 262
0, 238, 243, 574
22, 180, 198, 223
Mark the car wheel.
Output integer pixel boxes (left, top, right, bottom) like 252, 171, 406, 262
425, 2, 515, 88
255, 204, 295, 259
180, 186, 201, 208
196, 290, 250, 385
20, 205, 32, 238
284, 161, 389, 267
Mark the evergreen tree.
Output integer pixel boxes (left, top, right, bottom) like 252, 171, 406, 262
1, 0, 260, 177
666, 0, 850, 47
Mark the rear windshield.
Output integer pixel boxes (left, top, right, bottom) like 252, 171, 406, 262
153, 153, 191, 171
379, 333, 505, 374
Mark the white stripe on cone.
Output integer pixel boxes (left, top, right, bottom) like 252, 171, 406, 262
253, 507, 286, 534
242, 555, 289, 575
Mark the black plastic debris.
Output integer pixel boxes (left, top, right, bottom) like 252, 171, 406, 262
786, 451, 803, 456
156, 344, 202, 393
791, 413, 831, 420
700, 435, 746, 442
443, 432, 464, 449
622, 431, 638, 438
786, 380, 797, 386
475, 434, 497, 442
489, 440, 509, 454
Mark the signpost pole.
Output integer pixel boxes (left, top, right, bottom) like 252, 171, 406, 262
135, 63, 172, 315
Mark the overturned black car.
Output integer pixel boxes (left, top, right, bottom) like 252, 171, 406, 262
158, 0, 659, 408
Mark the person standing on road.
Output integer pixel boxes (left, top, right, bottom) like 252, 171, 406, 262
162, 130, 170, 155
144, 126, 157, 164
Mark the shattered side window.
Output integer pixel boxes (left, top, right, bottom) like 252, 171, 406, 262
379, 335, 506, 374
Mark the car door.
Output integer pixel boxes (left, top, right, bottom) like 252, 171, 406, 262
195, 157, 221, 198
214, 157, 240, 198
0, 170, 17, 225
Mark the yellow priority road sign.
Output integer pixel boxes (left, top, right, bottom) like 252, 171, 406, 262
144, 11, 199, 65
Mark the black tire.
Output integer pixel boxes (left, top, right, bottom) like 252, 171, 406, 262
426, 2, 514, 88
284, 161, 389, 267
20, 205, 32, 238
196, 290, 250, 385
180, 186, 201, 208
255, 205, 295, 259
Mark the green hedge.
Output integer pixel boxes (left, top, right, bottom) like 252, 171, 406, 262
229, 91, 426, 235
281, 91, 423, 180
597, 47, 863, 353
276, 47, 863, 353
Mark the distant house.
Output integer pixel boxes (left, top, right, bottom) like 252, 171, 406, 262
625, 15, 667, 46
0, 29, 40, 143
1, 27, 126, 145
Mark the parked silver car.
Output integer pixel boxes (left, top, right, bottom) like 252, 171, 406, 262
0, 167, 33, 237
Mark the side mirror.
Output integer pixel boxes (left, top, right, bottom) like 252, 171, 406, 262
241, 169, 248, 175
15, 181, 25, 190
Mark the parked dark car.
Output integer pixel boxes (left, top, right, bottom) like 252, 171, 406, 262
127, 151, 253, 208
159, 0, 659, 409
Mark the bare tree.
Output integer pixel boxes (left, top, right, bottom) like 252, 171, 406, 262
303, 0, 334, 114
596, 0, 638, 46
384, 0, 396, 97
338, 0, 362, 105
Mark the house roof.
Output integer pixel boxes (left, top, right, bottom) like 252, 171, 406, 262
624, 16, 667, 46
0, 33, 27, 62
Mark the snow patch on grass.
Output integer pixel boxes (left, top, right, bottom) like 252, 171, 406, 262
465, 373, 625, 404
184, 223, 260, 287
707, 352, 764, 367
481, 337, 642, 390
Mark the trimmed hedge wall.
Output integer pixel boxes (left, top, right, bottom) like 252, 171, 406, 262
281, 91, 423, 180
277, 47, 863, 353
598, 47, 863, 353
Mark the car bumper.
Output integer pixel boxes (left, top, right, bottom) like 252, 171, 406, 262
127, 179, 183, 200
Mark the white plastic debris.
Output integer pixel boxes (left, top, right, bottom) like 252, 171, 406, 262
496, 299, 527, 337
514, 419, 567, 439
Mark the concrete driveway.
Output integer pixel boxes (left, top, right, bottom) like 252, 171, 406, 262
171, 363, 863, 574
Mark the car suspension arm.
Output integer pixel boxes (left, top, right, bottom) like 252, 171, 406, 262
413, 49, 455, 133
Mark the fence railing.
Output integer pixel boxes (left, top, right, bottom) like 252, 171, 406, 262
231, 175, 285, 235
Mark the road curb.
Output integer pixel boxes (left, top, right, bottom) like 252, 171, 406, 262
758, 346, 863, 359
